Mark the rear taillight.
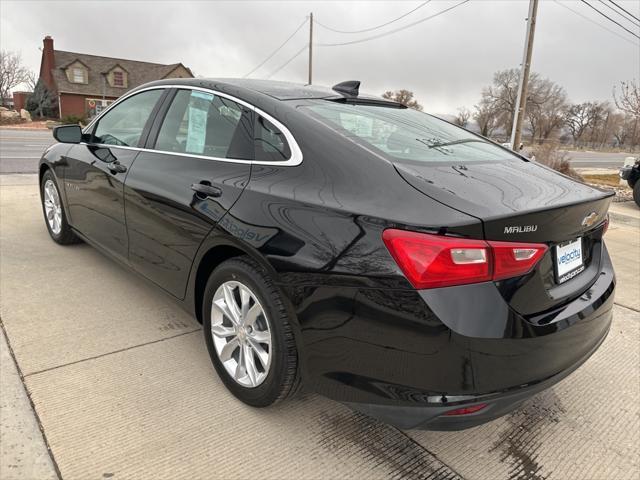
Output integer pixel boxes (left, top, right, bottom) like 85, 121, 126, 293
489, 240, 548, 281
382, 229, 547, 289
382, 229, 490, 289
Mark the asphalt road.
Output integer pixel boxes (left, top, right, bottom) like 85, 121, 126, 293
562, 149, 636, 169
0, 129, 54, 174
0, 128, 637, 172
0, 174, 638, 480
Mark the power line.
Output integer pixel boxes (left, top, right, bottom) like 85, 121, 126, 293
316, 0, 470, 47
553, 0, 639, 45
243, 18, 308, 78
609, 0, 640, 22
579, 0, 640, 39
597, 0, 640, 27
265, 46, 307, 79
315, 1, 431, 34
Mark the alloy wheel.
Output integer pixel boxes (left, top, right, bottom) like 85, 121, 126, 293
210, 280, 272, 388
43, 179, 63, 235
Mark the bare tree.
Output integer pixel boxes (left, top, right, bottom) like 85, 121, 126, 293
0, 51, 30, 105
526, 81, 567, 142
609, 112, 629, 147
613, 80, 639, 151
586, 102, 613, 147
618, 113, 640, 150
454, 107, 471, 128
564, 103, 594, 146
613, 79, 640, 118
381, 89, 423, 110
481, 69, 520, 134
480, 68, 567, 141
538, 90, 568, 141
25, 70, 37, 91
473, 99, 499, 137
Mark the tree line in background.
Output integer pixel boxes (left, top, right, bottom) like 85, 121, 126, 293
3, 48, 639, 151
451, 68, 640, 151
0, 50, 63, 119
386, 69, 639, 152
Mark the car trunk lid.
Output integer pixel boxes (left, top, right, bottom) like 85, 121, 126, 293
395, 159, 614, 316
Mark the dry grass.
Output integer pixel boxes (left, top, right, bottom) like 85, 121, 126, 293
531, 143, 584, 181
581, 173, 625, 187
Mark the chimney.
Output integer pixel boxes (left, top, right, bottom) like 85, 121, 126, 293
40, 36, 55, 91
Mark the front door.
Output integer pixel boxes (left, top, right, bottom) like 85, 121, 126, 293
64, 89, 165, 262
124, 88, 253, 298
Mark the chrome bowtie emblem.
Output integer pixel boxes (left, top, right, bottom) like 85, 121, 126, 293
581, 212, 598, 228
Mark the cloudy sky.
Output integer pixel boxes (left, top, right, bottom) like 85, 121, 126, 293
1, 0, 638, 113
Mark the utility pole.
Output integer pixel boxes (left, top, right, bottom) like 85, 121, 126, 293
308, 12, 313, 85
510, 0, 539, 150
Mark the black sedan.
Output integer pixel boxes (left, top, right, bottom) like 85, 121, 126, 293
39, 79, 614, 430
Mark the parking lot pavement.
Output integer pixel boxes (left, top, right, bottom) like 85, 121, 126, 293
1, 174, 639, 480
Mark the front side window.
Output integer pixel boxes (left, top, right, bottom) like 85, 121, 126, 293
304, 102, 519, 164
254, 116, 291, 162
155, 89, 252, 159
92, 89, 163, 147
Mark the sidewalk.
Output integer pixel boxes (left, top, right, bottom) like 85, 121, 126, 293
0, 327, 58, 480
609, 201, 640, 228
0, 121, 50, 131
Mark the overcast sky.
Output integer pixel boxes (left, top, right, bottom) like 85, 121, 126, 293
1, 0, 638, 113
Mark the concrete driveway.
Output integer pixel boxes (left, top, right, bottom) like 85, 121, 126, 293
1, 174, 638, 480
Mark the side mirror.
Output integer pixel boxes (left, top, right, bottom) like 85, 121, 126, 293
53, 124, 83, 144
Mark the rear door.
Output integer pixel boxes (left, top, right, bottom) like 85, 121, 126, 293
64, 88, 166, 262
124, 88, 253, 298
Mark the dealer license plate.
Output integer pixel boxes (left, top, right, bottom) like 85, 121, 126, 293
555, 238, 584, 284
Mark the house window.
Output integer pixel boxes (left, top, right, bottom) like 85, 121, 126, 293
72, 68, 84, 83
113, 71, 124, 87
86, 98, 114, 119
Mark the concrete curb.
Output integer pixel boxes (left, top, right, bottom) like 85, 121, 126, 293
609, 202, 640, 229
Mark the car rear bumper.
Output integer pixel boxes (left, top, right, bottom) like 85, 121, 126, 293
345, 323, 609, 430
289, 244, 615, 430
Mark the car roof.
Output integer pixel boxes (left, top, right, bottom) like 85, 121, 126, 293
137, 78, 405, 108
139, 77, 336, 101
213, 79, 338, 100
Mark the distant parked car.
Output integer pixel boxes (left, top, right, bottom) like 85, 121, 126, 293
39, 79, 615, 430
619, 158, 640, 208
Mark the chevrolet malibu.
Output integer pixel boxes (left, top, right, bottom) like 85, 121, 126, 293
39, 79, 614, 430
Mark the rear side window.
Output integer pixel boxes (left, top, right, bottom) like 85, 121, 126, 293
304, 102, 518, 164
92, 89, 163, 147
254, 115, 291, 162
154, 89, 253, 160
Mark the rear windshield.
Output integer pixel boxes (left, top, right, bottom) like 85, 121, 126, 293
303, 102, 518, 164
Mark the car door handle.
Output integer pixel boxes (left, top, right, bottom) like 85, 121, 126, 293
108, 161, 127, 174
191, 183, 222, 198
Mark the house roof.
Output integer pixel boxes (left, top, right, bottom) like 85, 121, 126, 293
52, 50, 193, 97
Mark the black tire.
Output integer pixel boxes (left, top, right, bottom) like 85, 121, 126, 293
202, 256, 299, 407
40, 170, 81, 245
627, 179, 636, 189
633, 181, 640, 208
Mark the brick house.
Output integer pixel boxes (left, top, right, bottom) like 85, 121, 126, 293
38, 36, 193, 119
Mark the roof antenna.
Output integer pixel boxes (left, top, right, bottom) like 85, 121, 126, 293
332, 80, 360, 97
